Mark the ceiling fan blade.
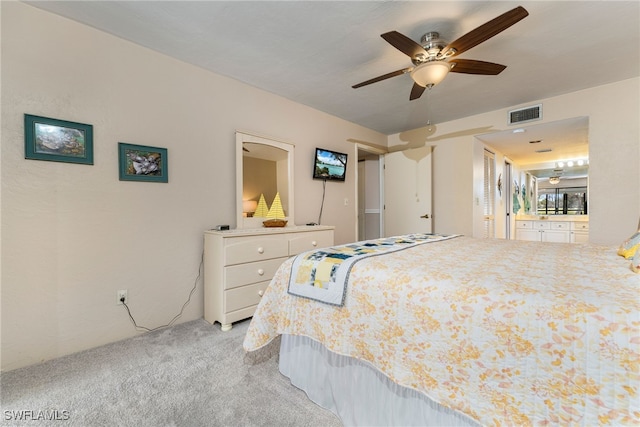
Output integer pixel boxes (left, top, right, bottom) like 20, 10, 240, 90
352, 67, 412, 89
381, 31, 428, 60
449, 59, 506, 75
409, 83, 426, 100
441, 6, 529, 58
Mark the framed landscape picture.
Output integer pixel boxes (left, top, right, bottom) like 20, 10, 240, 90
24, 114, 93, 164
118, 143, 168, 183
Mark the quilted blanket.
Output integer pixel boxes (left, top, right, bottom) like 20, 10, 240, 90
244, 236, 640, 426
288, 233, 460, 306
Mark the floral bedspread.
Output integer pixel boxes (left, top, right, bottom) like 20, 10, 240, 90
243, 236, 640, 426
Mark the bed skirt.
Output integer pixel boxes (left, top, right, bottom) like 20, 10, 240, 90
278, 334, 480, 427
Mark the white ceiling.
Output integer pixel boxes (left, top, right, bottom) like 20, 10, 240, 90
26, 1, 639, 135
25, 0, 638, 173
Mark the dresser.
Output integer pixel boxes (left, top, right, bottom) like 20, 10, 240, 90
204, 225, 334, 331
515, 216, 588, 243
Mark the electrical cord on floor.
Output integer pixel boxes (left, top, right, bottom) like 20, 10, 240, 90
120, 249, 203, 332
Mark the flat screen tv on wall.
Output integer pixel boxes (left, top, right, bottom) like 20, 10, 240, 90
313, 148, 348, 182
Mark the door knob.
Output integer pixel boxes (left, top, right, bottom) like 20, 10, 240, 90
420, 214, 430, 219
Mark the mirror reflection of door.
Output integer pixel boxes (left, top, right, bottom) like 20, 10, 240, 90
243, 152, 278, 210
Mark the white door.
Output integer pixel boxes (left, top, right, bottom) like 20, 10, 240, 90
384, 146, 433, 236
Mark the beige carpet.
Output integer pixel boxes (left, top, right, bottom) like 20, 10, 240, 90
0, 318, 341, 427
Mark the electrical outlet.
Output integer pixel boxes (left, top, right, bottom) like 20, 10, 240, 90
117, 290, 128, 305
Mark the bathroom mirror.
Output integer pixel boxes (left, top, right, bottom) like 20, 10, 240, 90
478, 116, 589, 216
236, 131, 294, 229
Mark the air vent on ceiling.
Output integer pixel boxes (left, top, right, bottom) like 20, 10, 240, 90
508, 104, 542, 125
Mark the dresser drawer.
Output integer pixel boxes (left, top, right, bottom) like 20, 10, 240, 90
224, 257, 287, 290
224, 236, 289, 265
549, 221, 569, 230
289, 230, 334, 255
534, 221, 550, 230
225, 281, 269, 312
571, 222, 589, 231
515, 221, 533, 229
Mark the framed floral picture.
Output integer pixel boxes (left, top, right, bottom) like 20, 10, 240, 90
24, 114, 93, 164
118, 142, 168, 183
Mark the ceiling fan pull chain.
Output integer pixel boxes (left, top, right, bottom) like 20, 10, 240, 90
425, 86, 434, 132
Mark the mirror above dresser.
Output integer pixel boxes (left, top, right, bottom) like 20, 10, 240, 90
235, 131, 294, 229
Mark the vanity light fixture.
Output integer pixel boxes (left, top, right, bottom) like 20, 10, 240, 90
556, 158, 588, 168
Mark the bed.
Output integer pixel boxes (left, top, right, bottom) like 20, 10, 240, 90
243, 234, 639, 426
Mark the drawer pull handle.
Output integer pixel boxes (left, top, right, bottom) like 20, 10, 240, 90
312, 241, 317, 246
258, 269, 265, 276
257, 247, 264, 254
258, 290, 264, 297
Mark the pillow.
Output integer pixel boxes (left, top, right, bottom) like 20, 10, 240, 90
618, 231, 640, 259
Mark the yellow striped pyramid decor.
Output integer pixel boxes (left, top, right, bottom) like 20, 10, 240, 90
263, 192, 287, 227
253, 194, 269, 218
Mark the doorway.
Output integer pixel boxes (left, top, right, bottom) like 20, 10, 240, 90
356, 145, 385, 241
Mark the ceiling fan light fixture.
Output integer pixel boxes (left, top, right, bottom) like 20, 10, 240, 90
410, 61, 451, 87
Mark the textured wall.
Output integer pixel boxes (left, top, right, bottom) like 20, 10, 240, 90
1, 2, 385, 371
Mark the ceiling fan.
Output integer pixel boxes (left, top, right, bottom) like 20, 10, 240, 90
352, 6, 529, 100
